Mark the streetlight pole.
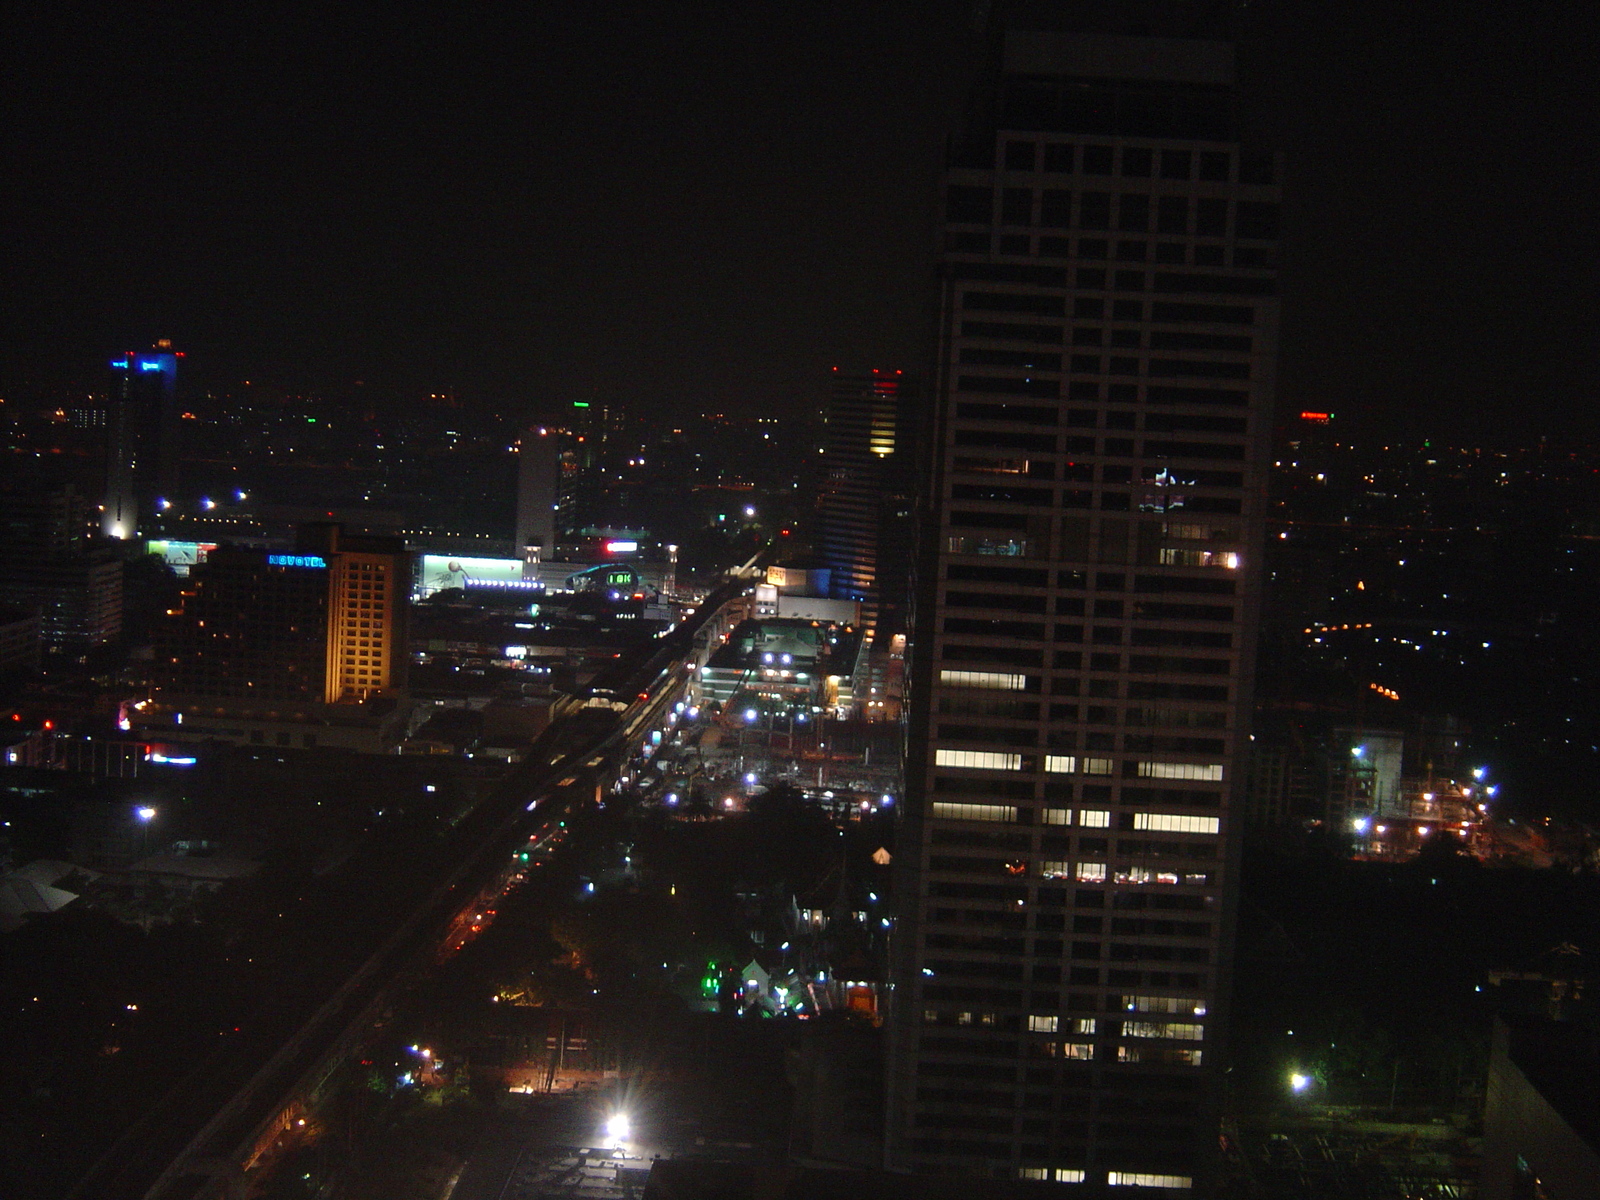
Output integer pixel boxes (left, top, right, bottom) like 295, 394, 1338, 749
136, 805, 157, 857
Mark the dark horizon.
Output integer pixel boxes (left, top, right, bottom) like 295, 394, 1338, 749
4, 0, 1597, 438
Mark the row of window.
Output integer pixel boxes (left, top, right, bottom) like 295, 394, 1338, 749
952, 232, 1276, 269
948, 186, 1279, 240
999, 141, 1243, 183
965, 296, 1256, 326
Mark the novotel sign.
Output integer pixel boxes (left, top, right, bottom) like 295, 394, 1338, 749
267, 554, 327, 569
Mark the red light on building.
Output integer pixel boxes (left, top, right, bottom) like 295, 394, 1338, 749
1299, 411, 1331, 424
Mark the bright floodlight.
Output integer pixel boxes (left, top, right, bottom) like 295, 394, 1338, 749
136, 806, 157, 822
606, 1112, 630, 1142
1289, 1072, 1311, 1093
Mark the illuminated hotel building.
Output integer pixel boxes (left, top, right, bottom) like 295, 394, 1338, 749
887, 8, 1277, 1191
161, 527, 408, 707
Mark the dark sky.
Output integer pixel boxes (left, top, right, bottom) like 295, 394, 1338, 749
3, 1, 1597, 438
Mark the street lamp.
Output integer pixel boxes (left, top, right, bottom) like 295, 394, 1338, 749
605, 1112, 630, 1144
136, 806, 157, 857
1289, 1072, 1312, 1094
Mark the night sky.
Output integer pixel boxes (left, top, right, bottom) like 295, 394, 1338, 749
3, 1, 1597, 437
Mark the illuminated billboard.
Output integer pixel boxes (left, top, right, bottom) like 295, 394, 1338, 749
147, 540, 218, 577
419, 554, 526, 596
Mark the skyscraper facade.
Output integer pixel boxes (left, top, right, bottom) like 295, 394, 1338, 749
818, 368, 913, 626
104, 339, 181, 539
888, 12, 1278, 1192
514, 427, 562, 567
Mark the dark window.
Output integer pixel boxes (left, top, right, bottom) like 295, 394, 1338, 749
1112, 299, 1144, 320
1108, 356, 1139, 375
1118, 194, 1150, 231
1155, 243, 1186, 264
959, 348, 1064, 370
1198, 151, 1230, 181
1076, 268, 1107, 289
1072, 328, 1104, 347
964, 291, 1066, 316
1070, 354, 1103, 372
1006, 140, 1038, 171
1233, 246, 1276, 268
1082, 145, 1114, 174
1078, 237, 1108, 259
1108, 383, 1139, 402
1149, 330, 1252, 352
999, 234, 1031, 255
1066, 384, 1100, 403
958, 375, 1061, 398
947, 185, 993, 224
1235, 200, 1280, 239
1002, 188, 1034, 225
1109, 329, 1141, 348
1195, 198, 1228, 236
1116, 240, 1147, 262
1149, 359, 1251, 380
1039, 235, 1072, 257
1105, 411, 1137, 430
946, 231, 989, 253
1041, 189, 1073, 227
1114, 270, 1145, 291
1160, 150, 1191, 180
1121, 147, 1152, 177
1074, 297, 1106, 319
1157, 195, 1189, 234
1153, 272, 1275, 297
1079, 192, 1111, 229
961, 321, 1064, 343
1239, 152, 1275, 184
1193, 245, 1226, 266
1043, 143, 1075, 172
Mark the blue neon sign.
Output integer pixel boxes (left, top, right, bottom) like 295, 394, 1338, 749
267, 554, 327, 569
139, 360, 164, 371
111, 359, 129, 369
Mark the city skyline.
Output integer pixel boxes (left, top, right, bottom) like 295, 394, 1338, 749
3, 0, 1598, 437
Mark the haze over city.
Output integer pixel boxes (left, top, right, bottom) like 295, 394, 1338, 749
3, 4, 1600, 1200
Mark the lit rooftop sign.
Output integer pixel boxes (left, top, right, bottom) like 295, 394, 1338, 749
267, 554, 327, 569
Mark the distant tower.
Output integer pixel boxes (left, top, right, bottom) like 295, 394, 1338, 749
104, 339, 181, 539
818, 368, 909, 624
515, 428, 561, 570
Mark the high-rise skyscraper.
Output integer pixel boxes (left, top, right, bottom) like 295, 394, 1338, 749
818, 368, 911, 623
104, 339, 181, 539
515, 427, 562, 567
887, 8, 1278, 1192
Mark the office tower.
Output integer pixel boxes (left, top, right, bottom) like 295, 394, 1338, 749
104, 339, 181, 539
818, 369, 912, 621
887, 10, 1277, 1192
515, 427, 561, 567
0, 483, 122, 649
160, 527, 409, 705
